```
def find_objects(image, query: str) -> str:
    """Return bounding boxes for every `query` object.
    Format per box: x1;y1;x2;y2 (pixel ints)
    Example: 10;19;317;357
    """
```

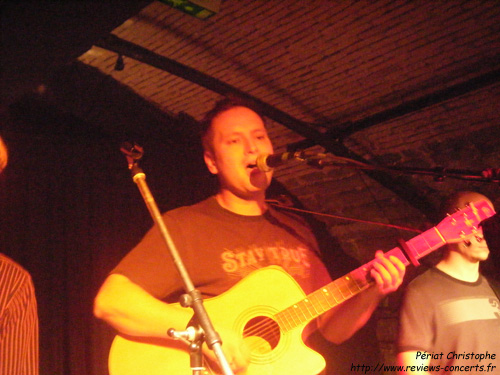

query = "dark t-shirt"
113;196;331;304
398;267;500;374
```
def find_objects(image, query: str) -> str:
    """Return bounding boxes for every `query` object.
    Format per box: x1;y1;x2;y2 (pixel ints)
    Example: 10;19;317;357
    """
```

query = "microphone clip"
120;142;144;169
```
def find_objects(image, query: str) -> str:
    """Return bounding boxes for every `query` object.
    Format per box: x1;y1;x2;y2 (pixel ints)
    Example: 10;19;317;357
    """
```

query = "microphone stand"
296;152;500;184
120;143;234;375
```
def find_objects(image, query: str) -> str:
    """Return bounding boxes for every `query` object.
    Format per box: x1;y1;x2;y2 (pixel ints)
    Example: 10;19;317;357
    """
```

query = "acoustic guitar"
109;200;495;375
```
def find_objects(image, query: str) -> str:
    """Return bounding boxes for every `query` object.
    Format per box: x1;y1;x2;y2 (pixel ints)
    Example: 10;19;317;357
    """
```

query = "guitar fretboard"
275;226;448;331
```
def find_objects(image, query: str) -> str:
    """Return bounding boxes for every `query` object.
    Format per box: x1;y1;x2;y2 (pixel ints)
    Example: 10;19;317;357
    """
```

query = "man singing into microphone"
94;97;405;374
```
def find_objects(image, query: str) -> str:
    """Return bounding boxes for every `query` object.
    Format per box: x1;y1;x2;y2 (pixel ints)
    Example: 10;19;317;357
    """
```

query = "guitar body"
109;266;325;375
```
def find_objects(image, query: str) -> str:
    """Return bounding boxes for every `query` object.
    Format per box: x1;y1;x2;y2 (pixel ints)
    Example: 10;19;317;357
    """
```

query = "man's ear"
204;150;218;175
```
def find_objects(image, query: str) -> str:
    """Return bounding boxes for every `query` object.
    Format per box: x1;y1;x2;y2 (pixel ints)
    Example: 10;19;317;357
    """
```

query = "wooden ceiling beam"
327;66;500;140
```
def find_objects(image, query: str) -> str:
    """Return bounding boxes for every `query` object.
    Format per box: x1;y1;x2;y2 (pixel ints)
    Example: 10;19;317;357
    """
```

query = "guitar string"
242;257;381;345
242;300;335;353
241;275;372;353
241;290;348;347
242;296;329;341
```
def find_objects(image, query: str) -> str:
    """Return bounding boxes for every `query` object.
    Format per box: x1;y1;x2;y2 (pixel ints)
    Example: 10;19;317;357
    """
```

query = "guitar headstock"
436;200;496;244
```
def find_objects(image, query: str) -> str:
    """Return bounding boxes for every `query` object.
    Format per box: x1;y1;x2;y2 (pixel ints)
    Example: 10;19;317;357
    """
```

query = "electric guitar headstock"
436;200;495;244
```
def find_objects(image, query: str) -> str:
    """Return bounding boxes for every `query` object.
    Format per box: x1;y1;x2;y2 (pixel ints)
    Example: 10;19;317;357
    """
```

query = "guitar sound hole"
243;316;280;354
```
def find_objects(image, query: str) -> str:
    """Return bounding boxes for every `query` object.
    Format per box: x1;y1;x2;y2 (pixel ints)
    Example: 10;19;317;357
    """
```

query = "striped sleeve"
0;254;39;375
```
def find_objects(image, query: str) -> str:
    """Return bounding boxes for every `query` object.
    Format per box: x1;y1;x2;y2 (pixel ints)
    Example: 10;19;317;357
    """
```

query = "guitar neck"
275;225;447;331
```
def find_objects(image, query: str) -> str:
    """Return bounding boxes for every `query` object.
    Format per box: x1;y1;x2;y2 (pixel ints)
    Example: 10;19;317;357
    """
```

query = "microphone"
256;150;313;172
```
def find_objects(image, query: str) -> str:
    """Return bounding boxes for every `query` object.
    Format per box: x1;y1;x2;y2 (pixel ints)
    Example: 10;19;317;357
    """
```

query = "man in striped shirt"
1;135;39;375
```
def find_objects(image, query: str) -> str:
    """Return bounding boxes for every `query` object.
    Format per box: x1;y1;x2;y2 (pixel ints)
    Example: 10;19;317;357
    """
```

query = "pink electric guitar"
108;200;495;375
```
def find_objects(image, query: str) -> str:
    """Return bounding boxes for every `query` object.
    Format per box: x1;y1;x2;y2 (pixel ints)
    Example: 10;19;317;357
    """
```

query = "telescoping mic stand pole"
120;143;234;375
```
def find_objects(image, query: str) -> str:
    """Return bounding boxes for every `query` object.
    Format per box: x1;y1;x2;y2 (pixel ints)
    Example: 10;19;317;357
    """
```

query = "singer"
94;97;405;375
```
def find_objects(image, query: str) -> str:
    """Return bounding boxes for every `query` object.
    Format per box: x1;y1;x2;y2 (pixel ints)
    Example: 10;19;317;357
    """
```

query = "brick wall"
269;81;500;372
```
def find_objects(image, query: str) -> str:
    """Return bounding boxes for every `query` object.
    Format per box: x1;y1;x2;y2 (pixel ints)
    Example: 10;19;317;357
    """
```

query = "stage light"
159;0;220;19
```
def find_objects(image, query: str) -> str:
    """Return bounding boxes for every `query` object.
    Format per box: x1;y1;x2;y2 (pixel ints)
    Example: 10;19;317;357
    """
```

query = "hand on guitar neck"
372;250;406;295
318;249;405;345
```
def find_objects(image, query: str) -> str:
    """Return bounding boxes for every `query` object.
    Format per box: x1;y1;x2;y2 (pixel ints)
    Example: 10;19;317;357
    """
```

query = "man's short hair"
439;191;492;219
199;97;264;153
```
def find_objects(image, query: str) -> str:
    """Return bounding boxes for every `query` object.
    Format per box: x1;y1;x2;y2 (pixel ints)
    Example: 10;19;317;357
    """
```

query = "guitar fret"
319;287;334;309
339;279;352;298
310;295;323;315
309;292;327;315
298;303;308;320
406;240;421;261
301;298;315;319
350;268;371;290
284;309;296;330
288;307;300;326
329;282;345;303
347;273;361;290
348;274;364;293
293;304;306;322
406;227;445;259
301;301;312;320
278;301;312;331
285;313;295;330
276;310;293;331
